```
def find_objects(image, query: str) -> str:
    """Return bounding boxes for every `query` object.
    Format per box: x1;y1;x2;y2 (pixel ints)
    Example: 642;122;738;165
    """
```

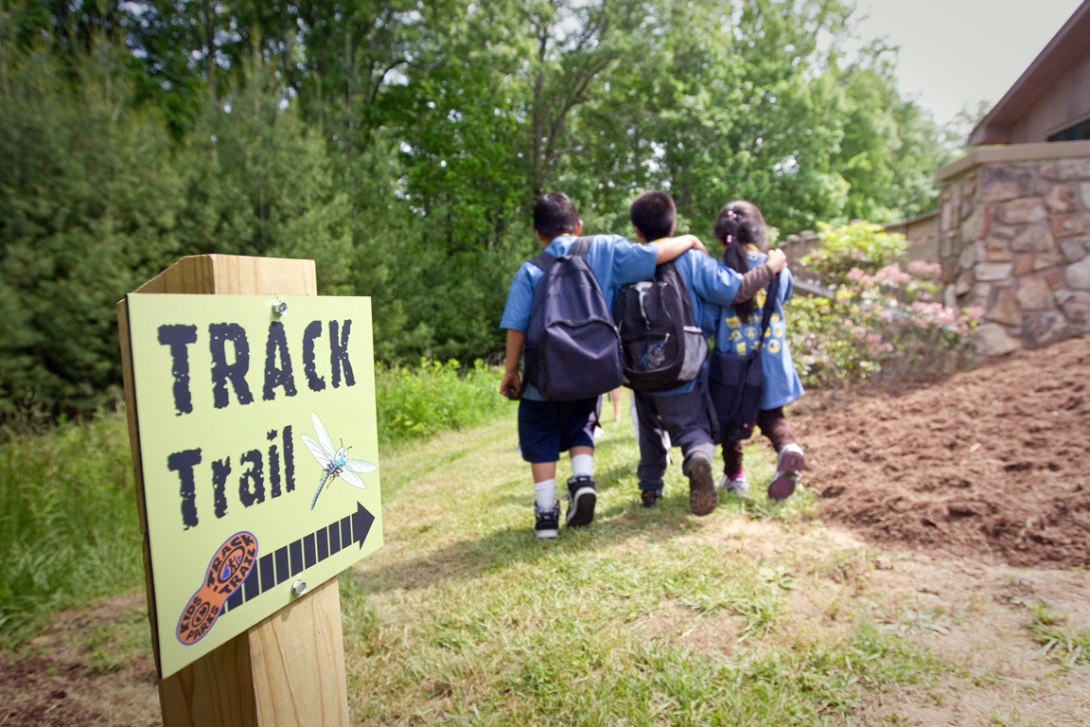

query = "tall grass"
375;359;510;444
0;360;510;642
0;414;144;641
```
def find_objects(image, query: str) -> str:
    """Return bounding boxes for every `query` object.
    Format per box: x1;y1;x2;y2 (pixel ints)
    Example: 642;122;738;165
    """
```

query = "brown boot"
684;452;717;516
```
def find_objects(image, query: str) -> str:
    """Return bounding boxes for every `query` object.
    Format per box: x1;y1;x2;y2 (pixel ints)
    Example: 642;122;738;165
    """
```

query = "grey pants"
633;383;716;492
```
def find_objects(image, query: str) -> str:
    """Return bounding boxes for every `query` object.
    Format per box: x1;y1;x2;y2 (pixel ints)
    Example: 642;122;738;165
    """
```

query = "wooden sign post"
117;255;382;726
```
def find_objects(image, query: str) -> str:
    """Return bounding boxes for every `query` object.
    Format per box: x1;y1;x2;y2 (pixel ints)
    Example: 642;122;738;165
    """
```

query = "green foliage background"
0;0;963;422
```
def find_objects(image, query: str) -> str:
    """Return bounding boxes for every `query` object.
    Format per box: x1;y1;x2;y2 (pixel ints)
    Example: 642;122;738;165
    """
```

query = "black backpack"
613;261;708;392
708;274;780;442
523;238;624;401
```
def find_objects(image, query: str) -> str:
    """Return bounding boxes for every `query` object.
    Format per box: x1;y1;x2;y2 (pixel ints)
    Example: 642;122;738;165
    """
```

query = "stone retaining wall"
935;141;1090;356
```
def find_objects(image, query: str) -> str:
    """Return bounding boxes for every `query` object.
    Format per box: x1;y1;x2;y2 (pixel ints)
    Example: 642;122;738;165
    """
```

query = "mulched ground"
793;334;1090;568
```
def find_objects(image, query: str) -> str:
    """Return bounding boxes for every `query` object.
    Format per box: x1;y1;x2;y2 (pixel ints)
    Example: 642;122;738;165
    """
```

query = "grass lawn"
341;409;936;725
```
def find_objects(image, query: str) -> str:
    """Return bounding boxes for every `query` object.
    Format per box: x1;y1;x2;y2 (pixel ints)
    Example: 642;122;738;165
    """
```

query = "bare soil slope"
794;334;1090;568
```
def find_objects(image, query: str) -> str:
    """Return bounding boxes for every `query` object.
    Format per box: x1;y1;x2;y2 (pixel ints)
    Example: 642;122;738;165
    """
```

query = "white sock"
534;479;557;510
570;453;594;479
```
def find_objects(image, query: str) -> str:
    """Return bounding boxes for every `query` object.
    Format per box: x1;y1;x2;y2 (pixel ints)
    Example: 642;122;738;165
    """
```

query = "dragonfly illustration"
301;411;377;510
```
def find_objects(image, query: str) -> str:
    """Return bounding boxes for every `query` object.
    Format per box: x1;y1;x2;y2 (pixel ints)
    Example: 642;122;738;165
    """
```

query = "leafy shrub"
375;359;509;444
800;221;907;283
788;223;980;387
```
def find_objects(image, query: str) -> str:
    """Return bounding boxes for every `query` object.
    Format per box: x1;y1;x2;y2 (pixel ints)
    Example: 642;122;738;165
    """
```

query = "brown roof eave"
968;0;1090;146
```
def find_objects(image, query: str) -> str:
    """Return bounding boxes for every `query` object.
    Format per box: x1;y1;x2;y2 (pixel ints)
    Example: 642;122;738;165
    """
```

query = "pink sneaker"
768;444;805;500
717;471;749;497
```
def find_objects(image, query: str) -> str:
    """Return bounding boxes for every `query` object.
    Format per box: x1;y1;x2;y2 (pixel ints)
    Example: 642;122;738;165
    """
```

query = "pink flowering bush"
800;221;905;282
788;222;980;387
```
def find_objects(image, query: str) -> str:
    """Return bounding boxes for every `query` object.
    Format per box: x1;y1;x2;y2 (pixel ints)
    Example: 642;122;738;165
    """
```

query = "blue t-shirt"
703;249;804;410
500;234;659;401
644;247;743;397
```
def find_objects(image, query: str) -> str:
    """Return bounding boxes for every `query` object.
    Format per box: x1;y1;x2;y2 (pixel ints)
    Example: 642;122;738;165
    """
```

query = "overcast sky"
853;0;1084;127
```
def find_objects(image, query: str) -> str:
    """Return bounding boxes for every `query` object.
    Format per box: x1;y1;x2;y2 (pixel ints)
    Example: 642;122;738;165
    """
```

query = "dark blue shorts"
517;397;597;463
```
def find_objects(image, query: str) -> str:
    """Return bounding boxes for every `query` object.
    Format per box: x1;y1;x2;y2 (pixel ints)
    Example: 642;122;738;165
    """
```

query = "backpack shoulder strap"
528;251;556;271
528;235;592;270
757;273;781;346
570;236;593;257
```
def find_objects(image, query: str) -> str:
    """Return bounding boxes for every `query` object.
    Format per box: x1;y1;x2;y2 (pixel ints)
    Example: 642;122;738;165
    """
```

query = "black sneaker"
684;452;717;516
641;489;664;508
565;475;597;527
534;502;560;539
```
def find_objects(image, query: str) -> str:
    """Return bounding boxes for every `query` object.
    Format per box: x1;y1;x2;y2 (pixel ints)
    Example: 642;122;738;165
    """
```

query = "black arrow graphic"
224;502;375;612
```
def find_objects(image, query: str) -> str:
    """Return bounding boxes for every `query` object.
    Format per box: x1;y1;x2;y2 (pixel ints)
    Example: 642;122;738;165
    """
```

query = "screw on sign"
177;531;258;646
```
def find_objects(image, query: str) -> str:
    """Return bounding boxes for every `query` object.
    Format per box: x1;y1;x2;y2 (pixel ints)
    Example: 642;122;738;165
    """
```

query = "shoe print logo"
177;531;258;646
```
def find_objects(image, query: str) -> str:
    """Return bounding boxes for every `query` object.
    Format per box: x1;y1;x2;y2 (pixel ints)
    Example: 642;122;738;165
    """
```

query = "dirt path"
2;335;1088;725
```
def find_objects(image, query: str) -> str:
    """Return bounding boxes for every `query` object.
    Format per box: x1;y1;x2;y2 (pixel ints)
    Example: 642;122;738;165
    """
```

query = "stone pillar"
936;141;1090;357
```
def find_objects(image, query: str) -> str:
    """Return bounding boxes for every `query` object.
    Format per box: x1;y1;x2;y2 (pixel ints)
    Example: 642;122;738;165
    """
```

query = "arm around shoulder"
654;234;707;263
766;248;787;273
732;249;788;303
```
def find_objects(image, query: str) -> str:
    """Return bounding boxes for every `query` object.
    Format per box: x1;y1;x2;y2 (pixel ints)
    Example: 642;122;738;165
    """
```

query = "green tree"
659;0;856;233
0;38;183;420
172;55;358;289
387;0;659;359
829;40;954;223
0;0;962;418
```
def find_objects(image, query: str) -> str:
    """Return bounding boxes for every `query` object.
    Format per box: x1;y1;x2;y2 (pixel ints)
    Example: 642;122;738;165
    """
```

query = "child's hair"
629;190;677;242
533;192;581;239
713;200;767;323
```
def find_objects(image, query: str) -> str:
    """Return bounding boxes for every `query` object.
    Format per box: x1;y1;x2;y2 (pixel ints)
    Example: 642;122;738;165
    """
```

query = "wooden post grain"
117;255;350;727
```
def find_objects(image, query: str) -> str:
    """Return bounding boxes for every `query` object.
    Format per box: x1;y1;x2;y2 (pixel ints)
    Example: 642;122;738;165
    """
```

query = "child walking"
499;192;707;538
708;201;805;500
626;191;786;515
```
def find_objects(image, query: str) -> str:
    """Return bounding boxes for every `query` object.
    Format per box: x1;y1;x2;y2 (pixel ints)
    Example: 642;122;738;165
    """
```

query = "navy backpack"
523;238;624;401
708;274;780;443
